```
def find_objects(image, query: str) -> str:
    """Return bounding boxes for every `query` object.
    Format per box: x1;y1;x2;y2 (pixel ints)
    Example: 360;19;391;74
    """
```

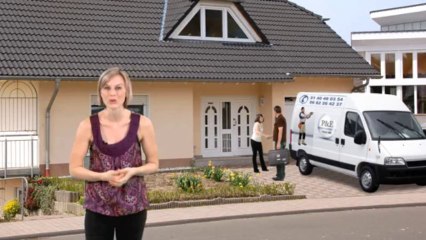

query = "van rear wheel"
298;155;313;175
359;166;379;193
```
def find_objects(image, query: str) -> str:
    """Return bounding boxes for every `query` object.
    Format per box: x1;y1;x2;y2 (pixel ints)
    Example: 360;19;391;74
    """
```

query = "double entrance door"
201;97;256;157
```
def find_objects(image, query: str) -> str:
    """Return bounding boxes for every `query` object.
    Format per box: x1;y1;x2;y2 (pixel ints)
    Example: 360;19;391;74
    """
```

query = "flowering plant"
2;199;20;221
203;161;224;182
175;173;203;193
228;171;251;188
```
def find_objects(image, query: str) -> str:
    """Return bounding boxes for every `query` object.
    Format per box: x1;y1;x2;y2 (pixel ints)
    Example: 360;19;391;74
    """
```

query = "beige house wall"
37;81;194;175
136;83;194;161
2;77;354;176
0;179;24;207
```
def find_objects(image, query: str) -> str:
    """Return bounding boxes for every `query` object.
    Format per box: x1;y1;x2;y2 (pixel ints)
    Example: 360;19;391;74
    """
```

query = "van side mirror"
354;130;366;145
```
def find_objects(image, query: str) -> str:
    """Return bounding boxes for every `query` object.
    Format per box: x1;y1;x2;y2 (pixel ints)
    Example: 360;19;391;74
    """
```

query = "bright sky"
290;0;426;44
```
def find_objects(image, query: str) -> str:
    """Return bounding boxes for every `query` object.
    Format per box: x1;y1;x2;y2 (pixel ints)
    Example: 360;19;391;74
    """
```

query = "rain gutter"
45;78;61;176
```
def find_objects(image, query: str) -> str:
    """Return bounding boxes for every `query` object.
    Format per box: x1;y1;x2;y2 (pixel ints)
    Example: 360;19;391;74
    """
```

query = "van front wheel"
298;155;313;175
359;166;379;193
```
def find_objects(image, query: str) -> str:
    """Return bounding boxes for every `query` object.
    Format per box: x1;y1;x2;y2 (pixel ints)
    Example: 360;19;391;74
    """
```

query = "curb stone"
149;194;306;209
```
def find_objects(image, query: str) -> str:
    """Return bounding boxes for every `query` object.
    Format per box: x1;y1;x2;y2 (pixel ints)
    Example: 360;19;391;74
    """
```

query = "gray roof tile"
0;0;378;81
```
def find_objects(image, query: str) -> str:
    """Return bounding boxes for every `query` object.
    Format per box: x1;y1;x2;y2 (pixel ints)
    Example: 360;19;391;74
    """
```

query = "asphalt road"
34;206;426;240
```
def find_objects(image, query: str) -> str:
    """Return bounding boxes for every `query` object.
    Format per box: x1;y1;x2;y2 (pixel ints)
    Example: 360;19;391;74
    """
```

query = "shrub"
24;177;85;214
227;171;251;187
25;177;56;214
55;178;84;196
175;173;203;193
2;199;20;221
33;184;57;215
24;187;39;211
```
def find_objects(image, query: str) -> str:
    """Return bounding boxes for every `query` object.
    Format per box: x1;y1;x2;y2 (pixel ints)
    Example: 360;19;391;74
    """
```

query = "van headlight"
384;157;406;166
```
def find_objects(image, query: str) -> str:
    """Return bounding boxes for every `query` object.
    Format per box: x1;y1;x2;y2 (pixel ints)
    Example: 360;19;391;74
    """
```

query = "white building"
352;3;426;125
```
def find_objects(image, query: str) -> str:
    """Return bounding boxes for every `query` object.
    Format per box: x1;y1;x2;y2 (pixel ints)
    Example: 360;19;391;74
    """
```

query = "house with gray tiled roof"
0;0;379;177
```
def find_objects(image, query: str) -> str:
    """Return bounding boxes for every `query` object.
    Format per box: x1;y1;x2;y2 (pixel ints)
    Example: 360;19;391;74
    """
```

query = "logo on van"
300;95;309;104
317;114;336;139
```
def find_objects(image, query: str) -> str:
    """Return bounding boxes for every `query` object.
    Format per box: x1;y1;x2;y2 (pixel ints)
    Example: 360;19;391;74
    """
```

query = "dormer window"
170;2;261;43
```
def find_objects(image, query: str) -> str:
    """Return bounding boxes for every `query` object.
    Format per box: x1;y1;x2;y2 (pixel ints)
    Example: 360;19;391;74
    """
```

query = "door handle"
233;118;237;126
341;139;345;146
335;138;339;144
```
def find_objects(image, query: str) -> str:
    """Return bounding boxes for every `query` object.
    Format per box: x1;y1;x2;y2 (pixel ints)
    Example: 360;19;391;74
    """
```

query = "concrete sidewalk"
1;192;426;239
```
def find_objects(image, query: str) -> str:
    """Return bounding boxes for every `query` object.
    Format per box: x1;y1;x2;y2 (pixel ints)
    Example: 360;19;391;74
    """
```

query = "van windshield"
363;111;426;140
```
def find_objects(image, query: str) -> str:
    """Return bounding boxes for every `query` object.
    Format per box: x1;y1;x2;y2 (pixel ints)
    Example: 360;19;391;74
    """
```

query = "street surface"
34;206;426;240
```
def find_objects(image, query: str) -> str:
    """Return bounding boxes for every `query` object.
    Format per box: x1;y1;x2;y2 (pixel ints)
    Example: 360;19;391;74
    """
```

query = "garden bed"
2;164;302;221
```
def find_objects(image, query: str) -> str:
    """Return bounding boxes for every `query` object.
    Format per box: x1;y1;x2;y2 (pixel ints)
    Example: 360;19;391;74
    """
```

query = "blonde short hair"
97;67;133;107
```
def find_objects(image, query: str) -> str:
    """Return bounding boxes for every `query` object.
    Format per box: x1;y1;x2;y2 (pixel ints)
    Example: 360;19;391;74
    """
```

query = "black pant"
299;123;306;140
85;209;147;240
251;139;267;171
275;142;286;180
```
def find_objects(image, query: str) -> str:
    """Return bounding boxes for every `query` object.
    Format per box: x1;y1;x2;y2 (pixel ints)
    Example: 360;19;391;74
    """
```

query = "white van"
289;92;426;192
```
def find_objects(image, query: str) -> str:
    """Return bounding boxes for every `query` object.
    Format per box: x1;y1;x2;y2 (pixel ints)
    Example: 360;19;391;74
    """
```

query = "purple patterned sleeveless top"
84;113;149;216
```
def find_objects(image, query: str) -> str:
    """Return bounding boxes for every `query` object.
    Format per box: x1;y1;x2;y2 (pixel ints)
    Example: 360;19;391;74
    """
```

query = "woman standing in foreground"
69;67;159;240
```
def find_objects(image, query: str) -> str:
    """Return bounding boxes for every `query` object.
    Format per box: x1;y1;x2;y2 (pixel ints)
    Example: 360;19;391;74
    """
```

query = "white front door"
201;98;255;157
232;100;253;155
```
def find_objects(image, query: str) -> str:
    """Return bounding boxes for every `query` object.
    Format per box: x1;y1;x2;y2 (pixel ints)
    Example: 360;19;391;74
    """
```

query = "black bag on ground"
268;149;288;166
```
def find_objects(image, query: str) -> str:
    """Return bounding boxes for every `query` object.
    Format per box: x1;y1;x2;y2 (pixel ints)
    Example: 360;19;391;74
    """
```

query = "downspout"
351;78;370;93
45;78;61;177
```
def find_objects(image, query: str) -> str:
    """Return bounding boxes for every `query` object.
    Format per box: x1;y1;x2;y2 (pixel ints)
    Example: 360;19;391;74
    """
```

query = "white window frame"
170;1;261;43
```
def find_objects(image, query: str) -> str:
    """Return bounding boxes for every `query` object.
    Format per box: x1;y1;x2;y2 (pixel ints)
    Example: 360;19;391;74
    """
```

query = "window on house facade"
368;51;426;115
172;3;260;43
418;53;426;78
370;85;426;114
370;54;381;73
403;86;415;112
227;12;247;39
384;86;396;95
180;11;201;36
385;53;395;79
222;102;231;129
90;95;148;116
370;86;396;95
370;86;382;94
418;86;426;114
205;9;223;37
403;53;413;78
381;21;426;31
